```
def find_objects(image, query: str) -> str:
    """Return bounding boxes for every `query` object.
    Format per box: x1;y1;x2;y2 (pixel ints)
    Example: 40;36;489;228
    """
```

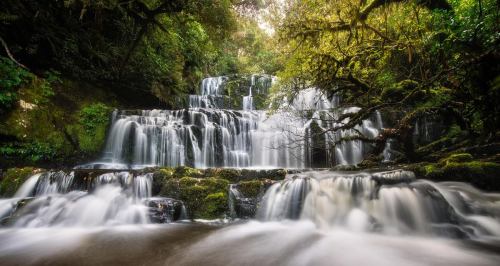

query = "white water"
170;221;500;266
80;76;384;169
258;170;500;238
0;171;158;228
1;168;500;265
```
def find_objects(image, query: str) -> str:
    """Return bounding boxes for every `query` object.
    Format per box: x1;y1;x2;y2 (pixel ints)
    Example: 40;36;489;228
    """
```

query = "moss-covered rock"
151;168;176;195
199;177;230;192
206;168;241;182
174;166;203;178
240;169;287;181
0;167;36;196
0;77;116;167
159;176;230;219
416;161;500;191
201;192;229;219
438;153;474;165
238;180;263;198
75;103;112;154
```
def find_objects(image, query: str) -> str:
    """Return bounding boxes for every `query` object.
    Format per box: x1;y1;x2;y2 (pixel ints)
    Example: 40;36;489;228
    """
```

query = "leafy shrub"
77;103;112;153
0;141;56;164
0;56;32;113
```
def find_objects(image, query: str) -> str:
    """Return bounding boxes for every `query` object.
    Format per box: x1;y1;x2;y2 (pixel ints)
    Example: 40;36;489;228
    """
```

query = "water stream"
78;76;384;169
0;169;499;265
0;76;499;265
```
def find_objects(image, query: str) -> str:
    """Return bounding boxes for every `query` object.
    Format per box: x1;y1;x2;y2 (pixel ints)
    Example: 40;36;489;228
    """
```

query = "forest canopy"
0;0;277;107
269;0;499;160
0;0;498;165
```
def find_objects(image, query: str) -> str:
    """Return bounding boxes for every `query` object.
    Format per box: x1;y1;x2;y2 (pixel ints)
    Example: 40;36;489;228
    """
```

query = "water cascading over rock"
79;75;386;169
0;171;185;227
258;170;500;238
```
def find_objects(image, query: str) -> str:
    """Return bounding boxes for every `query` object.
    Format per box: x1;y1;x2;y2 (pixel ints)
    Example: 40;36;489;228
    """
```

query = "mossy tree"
268;0;500;162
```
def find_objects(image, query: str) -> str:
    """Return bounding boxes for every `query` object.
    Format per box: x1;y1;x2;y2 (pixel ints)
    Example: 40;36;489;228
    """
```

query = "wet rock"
239;169;287;181
331;165;359;171
159;177;230;219
414;160;500;191
145;197;185;223
205;168;241;182
228;180;271;219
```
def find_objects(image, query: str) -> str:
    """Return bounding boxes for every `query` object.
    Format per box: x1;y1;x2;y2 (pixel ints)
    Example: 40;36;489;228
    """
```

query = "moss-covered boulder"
0;167;37;196
438;153;474;165
0;73;118;167
201;192;228;219
151;168;176;195
206;168;241;182
240;169;287;181
159;176;230;219
416;160;500;191
173;166;203;178
238;180;263;198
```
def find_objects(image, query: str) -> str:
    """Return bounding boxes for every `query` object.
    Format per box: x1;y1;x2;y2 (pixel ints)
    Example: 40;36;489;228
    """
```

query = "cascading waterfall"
243;74;255;111
2;76;498;265
80;76;385;169
0;171;184;227
258;170;500;238
189;76;227;109
242;86;254;111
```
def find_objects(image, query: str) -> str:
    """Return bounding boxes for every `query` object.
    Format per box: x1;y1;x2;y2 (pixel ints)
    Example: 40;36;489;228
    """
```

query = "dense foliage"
0;0;274;106
0;56;31;114
270;0;499;161
0;0;277;166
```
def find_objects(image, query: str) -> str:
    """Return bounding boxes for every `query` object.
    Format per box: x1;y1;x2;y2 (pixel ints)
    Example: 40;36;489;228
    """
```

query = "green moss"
200;177;230;192
174;166;203;178
439;153;474;165
381;80;418;101
424;163;438;174
419;161;500;191
77;103;112;154
0;56;32;113
159;178;180;198
179;176;199;187
153;168;175;180
208;168;241;181
271;169;287;180
158;176;230;219
238;180;262;198
0;74;117;166
0;167;35;196
150;168;176;195
201;192;228;219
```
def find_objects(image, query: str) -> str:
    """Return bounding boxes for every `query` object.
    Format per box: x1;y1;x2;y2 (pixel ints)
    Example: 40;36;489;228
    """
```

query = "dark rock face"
231;196;258;219
144;197;186;223
228;180;277;219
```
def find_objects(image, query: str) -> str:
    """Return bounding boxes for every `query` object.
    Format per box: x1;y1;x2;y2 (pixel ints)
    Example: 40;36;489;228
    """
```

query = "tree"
0;0;239;106
271;0;499;161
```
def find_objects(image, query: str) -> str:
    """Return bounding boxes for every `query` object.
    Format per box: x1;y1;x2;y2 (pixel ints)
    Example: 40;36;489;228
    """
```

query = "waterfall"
242;86;254;111
0;171;184;227
134;173;153;199
189;76;227;109
79;75;386;169
257;170;500;237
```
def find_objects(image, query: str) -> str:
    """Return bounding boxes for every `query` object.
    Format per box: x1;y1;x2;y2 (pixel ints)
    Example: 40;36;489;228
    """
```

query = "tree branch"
0;36;29;70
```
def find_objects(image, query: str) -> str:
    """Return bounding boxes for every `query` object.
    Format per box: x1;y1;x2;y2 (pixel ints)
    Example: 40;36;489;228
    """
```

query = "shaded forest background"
0;0;279;166
0;0;499;169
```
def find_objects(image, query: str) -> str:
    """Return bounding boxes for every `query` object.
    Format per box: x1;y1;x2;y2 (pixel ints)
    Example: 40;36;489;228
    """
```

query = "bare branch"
0;36;29;70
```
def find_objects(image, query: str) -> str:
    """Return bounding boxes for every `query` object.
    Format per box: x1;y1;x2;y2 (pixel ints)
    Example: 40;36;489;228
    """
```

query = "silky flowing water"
77;76;385;169
1;76;499;265
1;169;500;265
